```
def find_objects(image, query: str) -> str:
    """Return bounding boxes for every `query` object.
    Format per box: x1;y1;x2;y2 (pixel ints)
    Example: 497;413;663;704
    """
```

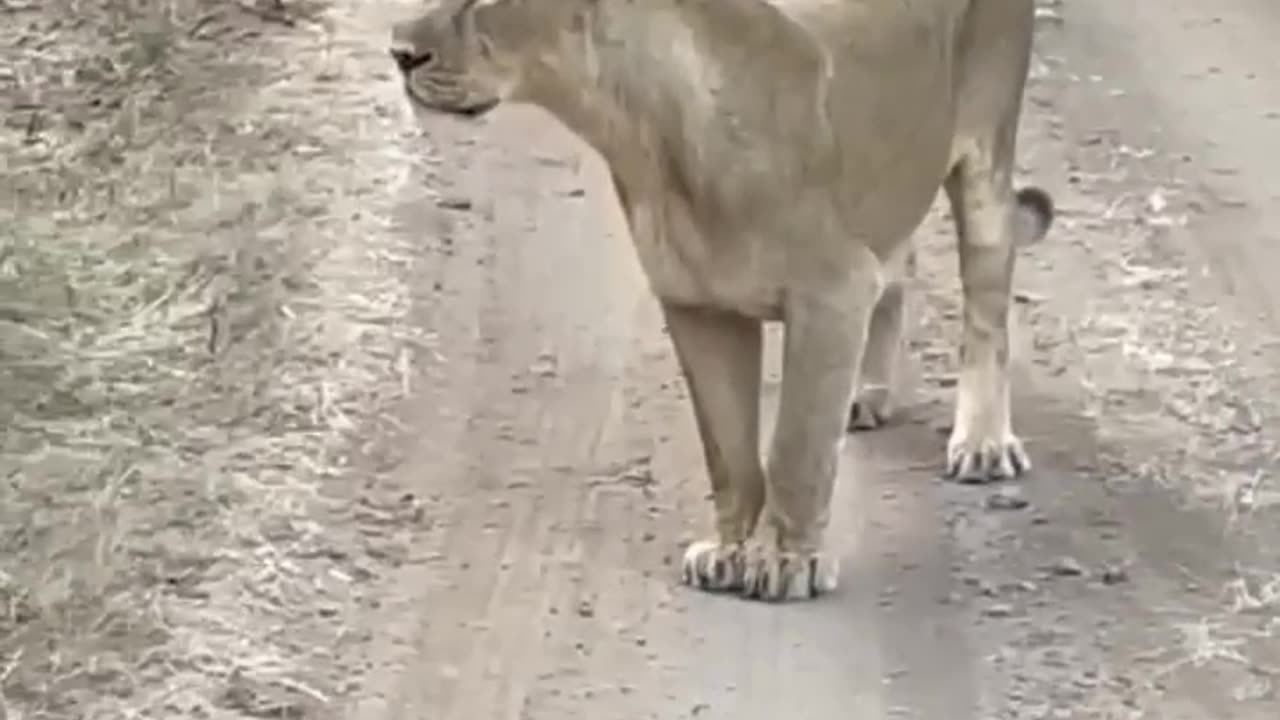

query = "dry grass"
1;1;417;717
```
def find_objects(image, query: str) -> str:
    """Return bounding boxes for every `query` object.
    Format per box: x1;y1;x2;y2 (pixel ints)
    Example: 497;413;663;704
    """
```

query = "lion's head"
388;0;594;119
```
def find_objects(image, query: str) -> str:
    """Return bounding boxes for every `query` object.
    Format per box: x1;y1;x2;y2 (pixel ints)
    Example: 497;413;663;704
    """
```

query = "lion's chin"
404;88;500;120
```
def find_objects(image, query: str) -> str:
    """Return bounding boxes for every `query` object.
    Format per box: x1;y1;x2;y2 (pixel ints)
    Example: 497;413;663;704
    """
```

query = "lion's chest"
622;197;786;319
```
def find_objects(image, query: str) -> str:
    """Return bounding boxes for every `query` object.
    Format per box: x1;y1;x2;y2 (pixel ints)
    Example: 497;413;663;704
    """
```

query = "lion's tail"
1013;186;1055;246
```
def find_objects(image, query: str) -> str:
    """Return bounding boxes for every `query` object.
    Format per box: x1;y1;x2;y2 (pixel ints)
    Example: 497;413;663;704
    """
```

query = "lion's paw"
847;384;894;432
681;540;747;592
740;542;839;602
946;430;1030;483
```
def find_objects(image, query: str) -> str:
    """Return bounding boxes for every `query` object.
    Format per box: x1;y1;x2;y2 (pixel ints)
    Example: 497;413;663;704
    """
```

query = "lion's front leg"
746;277;877;602
663;303;767;593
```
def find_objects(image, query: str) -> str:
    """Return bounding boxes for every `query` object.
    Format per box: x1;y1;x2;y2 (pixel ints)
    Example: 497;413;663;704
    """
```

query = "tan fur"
390;0;1054;602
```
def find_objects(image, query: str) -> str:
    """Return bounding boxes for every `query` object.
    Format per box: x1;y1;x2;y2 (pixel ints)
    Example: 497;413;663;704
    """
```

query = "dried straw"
1;1;419;717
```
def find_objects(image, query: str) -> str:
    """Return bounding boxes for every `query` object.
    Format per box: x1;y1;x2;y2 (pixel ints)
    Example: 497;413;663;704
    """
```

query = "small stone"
1047;556;1085;577
1100;564;1129;585
437;195;473;211
928;373;959;388
983;603;1016;618
986;487;1031;511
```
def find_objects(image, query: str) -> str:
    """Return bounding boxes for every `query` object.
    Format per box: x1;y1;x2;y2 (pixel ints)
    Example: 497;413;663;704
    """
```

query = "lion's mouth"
404;86;500;119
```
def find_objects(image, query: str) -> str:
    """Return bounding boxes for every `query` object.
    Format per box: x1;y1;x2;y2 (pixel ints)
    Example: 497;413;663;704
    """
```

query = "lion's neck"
516;0;819;204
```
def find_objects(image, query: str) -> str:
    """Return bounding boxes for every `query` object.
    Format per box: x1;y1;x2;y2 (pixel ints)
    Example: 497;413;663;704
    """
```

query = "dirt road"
6;0;1278;718
333;1;1280;719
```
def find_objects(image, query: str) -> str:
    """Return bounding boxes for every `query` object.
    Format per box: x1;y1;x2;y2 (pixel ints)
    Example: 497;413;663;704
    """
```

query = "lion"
389;0;1054;602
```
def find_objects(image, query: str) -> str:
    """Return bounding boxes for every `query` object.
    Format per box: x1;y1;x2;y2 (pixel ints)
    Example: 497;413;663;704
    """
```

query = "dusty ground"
2;0;1279;719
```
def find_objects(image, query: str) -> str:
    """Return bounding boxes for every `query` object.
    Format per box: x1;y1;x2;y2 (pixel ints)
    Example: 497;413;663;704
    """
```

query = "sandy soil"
3;1;1279;719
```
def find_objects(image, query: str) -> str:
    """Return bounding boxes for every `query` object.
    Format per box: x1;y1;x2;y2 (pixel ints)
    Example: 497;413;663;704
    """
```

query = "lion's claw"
740;543;838;602
945;433;1030;483
681;540;747;592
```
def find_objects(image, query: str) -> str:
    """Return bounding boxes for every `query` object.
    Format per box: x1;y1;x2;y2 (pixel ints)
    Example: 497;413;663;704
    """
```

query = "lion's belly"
616;116;953;320
618;160;954;319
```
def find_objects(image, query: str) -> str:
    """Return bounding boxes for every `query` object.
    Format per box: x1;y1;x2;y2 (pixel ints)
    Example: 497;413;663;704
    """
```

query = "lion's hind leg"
941;0;1054;482
663;303;767;593
942;157;1053;482
848;244;916;431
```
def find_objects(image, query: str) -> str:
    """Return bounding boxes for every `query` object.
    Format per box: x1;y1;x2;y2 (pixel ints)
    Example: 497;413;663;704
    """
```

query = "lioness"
390;0;1054;602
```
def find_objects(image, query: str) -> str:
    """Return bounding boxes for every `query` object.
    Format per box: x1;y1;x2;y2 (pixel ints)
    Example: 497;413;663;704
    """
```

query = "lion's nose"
390;46;434;74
